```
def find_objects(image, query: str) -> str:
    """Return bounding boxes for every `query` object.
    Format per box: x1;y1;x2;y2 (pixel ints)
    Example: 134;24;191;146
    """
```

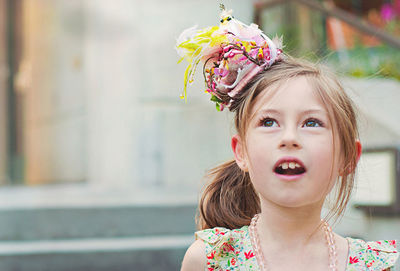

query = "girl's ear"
231;134;248;172
350;140;362;174
340;140;362;176
355;140;362;164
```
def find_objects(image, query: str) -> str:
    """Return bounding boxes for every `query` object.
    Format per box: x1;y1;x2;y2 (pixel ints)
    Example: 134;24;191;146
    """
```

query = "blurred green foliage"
260;2;400;81
326;46;400;81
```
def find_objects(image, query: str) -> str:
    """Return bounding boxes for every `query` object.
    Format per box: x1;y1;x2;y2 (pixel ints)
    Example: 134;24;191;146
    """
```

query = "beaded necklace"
248;214;338;271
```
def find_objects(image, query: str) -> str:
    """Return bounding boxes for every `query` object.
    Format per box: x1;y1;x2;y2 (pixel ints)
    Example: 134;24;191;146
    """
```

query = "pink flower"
235;23;263;40
214;68;228;77
381;3;395;21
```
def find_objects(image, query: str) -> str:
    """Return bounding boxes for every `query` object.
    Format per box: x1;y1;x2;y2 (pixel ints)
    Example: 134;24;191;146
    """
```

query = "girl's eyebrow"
256;109;282;116
251;109;281;121
301;108;328;116
257;108;327;115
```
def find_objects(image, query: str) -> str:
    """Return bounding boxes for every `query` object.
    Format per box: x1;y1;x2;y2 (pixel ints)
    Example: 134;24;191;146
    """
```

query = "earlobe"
355;140;362;164
231;134;248;172
340;140;362;176
349;140;362;174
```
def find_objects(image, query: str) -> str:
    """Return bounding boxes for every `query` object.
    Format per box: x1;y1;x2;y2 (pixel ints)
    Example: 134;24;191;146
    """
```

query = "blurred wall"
20;1;86;184
17;0;253;188
83;0;252;188
0;0;7;185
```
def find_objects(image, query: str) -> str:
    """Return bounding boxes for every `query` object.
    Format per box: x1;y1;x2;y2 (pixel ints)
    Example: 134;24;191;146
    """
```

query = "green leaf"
215;102;221;112
210;95;222;103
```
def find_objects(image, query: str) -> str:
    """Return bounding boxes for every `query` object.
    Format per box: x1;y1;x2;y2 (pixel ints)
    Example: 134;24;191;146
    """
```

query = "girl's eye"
261;118;278;127
303;118;324;128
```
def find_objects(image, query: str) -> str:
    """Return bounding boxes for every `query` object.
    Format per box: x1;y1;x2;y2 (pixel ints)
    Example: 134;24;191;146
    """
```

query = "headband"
176;5;283;111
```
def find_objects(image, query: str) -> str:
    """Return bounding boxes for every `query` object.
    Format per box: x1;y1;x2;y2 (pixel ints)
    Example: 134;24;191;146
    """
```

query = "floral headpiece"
176;5;283;111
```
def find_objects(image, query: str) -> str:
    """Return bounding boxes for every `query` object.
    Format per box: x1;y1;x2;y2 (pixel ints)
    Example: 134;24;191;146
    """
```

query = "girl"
177;6;398;271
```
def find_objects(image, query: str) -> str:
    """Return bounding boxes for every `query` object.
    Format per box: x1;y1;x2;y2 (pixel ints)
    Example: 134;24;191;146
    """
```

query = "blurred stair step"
0;234;193;271
0;204;197;241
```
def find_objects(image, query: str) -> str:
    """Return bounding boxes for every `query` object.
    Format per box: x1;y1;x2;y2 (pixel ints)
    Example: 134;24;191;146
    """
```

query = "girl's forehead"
251;76;327;116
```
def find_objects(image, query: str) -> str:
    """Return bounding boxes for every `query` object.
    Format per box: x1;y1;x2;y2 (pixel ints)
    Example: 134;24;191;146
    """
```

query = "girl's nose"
280;141;300;148
279;127;301;149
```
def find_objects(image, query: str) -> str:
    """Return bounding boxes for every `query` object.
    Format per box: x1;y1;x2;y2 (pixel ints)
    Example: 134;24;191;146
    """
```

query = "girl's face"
232;76;341;209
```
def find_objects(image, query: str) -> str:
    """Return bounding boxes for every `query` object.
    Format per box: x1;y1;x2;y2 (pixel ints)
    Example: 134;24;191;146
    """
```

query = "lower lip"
274;172;305;181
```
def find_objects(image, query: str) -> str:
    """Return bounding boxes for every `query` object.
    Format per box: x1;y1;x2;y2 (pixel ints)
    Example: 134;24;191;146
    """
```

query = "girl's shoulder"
195;226;258;270
181;239;207;271
346;237;399;271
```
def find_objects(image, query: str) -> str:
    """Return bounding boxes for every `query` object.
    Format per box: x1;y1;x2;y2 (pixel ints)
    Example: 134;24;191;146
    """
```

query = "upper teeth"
279;162;301;169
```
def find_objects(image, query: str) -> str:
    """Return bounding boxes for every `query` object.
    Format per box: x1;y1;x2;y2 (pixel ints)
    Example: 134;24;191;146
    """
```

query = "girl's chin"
260;195;323;209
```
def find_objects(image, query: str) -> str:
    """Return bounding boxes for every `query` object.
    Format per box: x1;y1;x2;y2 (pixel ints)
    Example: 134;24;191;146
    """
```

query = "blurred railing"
254;0;400;49
253;0;400;81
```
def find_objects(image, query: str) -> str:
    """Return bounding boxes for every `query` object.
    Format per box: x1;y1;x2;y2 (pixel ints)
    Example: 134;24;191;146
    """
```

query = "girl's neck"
257;199;325;249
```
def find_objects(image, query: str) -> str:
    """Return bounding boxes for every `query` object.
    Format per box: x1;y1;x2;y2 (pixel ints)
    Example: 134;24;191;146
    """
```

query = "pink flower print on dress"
244;250;255;260
349;256;359;264
207;251;216;260
221;242;235;254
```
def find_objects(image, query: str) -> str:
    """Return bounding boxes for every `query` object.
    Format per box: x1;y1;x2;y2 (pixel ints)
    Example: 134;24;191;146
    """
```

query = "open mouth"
274;161;306;175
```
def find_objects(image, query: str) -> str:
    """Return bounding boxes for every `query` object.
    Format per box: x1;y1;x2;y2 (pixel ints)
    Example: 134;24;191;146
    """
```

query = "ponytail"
197;159;260;230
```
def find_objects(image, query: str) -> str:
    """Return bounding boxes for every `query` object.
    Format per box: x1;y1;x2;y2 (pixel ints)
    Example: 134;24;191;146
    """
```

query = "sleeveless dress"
196;226;399;271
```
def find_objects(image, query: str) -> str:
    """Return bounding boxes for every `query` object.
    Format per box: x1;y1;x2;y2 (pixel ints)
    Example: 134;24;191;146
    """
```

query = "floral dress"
195;226;399;271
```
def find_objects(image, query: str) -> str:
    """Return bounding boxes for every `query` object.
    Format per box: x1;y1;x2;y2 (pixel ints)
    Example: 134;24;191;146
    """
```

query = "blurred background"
0;0;399;270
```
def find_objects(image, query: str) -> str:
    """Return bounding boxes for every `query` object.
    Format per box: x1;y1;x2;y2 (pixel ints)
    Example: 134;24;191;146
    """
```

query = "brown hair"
197;57;359;230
